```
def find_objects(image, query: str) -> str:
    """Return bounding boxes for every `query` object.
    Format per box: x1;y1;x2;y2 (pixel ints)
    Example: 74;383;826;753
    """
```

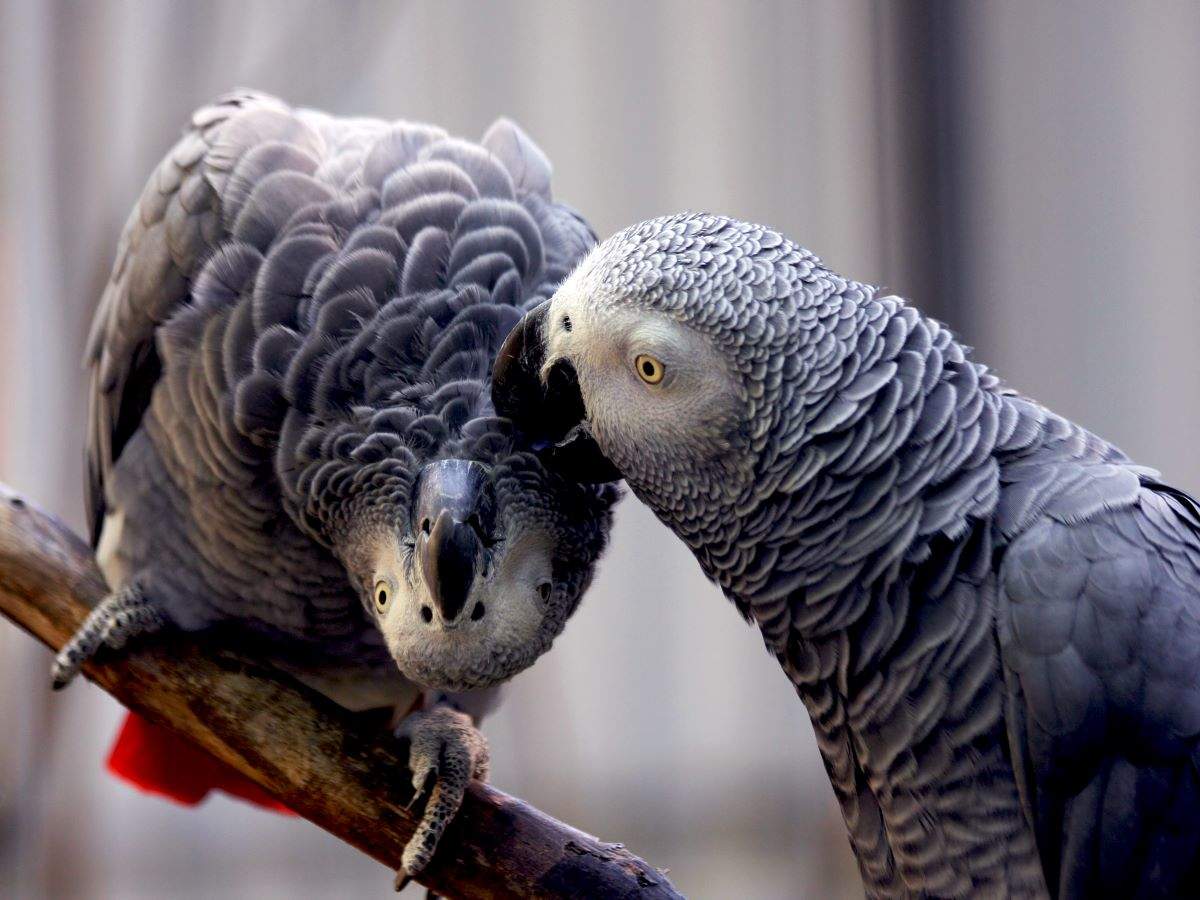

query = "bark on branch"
0;481;682;899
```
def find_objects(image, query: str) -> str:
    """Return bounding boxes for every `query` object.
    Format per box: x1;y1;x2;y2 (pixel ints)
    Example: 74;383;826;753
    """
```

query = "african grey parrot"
54;91;617;878
493;212;1200;898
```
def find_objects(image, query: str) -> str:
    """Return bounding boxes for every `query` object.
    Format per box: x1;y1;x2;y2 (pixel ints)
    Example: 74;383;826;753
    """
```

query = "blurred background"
2;1;1199;897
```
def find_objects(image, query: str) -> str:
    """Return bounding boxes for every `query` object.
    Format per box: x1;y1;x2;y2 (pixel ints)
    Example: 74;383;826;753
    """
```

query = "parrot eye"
374;581;390;611
634;354;665;385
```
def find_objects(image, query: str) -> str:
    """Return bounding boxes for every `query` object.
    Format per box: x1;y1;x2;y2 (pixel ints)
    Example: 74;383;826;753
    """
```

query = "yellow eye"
374;581;390;611
634;354;665;385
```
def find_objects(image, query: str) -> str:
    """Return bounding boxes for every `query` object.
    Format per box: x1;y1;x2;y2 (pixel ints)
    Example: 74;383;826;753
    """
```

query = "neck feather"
694;296;1011;649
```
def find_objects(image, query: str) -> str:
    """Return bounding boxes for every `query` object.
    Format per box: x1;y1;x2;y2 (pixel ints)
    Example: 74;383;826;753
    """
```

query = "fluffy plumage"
495;212;1200;898
60;91;617;878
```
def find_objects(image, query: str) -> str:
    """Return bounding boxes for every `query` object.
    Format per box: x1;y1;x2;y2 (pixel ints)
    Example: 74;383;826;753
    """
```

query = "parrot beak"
412;460;493;625
418;509;481;624
492;301;623;484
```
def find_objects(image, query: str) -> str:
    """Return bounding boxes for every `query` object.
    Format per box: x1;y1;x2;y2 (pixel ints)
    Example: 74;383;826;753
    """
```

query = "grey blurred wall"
1;2;1198;898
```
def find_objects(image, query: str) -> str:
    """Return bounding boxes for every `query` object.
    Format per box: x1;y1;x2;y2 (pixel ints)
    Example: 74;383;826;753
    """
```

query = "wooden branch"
0;481;683;899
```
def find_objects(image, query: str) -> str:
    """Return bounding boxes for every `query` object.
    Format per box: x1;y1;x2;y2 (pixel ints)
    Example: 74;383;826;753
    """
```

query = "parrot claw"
404;766;437;810
51;583;165;689
391;874;443;900
394;703;490;879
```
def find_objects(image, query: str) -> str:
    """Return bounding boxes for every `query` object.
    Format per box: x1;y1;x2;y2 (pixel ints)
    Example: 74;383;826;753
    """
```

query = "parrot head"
492;213;859;552
332;445;616;692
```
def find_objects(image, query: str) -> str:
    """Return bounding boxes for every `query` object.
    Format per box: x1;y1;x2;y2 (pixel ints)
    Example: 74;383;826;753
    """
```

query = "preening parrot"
56;91;617;878
494;212;1200;898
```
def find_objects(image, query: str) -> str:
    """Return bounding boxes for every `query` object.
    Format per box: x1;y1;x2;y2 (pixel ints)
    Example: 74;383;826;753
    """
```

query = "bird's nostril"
420;605;433;623
471;602;485;621
420;517;432;535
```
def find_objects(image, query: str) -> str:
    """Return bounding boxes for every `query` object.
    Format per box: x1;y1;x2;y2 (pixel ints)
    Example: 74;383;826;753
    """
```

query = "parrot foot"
51;583;166;689
394;703;490;884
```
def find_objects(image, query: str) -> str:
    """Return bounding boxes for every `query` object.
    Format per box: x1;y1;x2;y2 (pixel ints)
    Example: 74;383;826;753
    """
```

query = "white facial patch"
544;286;743;468
371;528;557;691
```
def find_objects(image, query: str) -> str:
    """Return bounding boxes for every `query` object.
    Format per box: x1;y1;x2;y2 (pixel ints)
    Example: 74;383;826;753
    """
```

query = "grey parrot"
54;91;617;878
493;212;1200;898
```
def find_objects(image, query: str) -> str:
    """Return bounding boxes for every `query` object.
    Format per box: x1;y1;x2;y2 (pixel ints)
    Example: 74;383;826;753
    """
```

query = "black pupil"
377;588;387;606
642;360;656;377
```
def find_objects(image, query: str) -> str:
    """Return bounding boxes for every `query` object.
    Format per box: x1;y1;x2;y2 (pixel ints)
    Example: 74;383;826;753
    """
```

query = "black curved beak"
413;460;494;623
491;301;623;483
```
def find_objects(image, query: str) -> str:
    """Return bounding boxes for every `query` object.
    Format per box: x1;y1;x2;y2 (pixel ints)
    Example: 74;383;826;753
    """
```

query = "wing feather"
998;470;1200;895
87;91;322;544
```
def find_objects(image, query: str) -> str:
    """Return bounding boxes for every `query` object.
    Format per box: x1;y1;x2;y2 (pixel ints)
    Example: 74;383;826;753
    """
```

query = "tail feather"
106;712;294;815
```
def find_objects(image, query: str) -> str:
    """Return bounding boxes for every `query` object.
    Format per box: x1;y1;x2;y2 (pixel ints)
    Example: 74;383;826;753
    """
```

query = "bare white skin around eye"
365;528;556;689
544;289;743;456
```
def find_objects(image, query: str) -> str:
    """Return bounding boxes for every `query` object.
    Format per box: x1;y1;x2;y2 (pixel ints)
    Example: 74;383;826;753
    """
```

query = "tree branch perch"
0;481;682;899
